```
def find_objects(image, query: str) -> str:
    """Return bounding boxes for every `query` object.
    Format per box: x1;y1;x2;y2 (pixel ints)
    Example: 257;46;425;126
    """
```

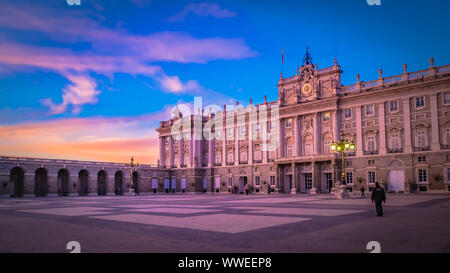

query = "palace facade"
2;52;450;198
156;52;450;195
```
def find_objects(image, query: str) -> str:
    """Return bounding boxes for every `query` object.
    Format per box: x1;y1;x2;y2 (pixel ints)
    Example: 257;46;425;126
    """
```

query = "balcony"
413;146;430;152
253;159;262;164
363;150;379;155
226;162;235;166
180;164;187;168
202;163;208;167
441;144;450;150
387;148;403;154
239;161;248;165
344;152;356;157
214;163;222;166
267;158;275;162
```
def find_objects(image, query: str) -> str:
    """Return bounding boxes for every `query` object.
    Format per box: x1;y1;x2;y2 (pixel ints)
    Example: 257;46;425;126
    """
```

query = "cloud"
169;2;237;23
0;3;256;113
40;74;100;115
0;112;167;164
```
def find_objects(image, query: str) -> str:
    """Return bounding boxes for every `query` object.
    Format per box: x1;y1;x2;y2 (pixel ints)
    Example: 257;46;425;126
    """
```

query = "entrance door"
284;175;292;193
325;173;332;193
305;173;312;193
238;177;247;193
388;170;405;192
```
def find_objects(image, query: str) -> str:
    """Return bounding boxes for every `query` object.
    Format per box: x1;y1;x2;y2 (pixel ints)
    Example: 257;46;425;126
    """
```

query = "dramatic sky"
0;0;449;164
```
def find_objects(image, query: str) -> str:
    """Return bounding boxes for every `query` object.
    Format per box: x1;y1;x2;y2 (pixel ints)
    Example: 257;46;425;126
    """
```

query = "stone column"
107;174;115;196
88;172;97;196
430;94;440;151
169;136;174;168
234;125;239;165
293;115;299;156
189;132;194;167
23;173;35;197
311;161;317;194
313;113;320;155
222;127;227;167
291;163;297;194
378;103;387;154
278;118;284;157
248;121;253;164
355;107;363;156
333;110;340;143
208;138;214;167
331;160;337;193
178;139;184;168
158;136;165;167
47;174;58;197
403;99;412;153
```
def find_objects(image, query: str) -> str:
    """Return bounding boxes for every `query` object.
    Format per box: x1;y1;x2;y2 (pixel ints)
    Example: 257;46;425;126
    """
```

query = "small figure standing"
361;186;365;198
371;182;386;217
244;184;249;195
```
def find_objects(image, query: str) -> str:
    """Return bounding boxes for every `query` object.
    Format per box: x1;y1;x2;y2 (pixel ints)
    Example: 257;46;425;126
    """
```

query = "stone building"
2;51;450;197
156;52;450;194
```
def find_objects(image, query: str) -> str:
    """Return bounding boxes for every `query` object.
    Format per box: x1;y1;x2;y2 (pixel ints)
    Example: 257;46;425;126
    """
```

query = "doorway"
238;176;247;193
388;170;405;192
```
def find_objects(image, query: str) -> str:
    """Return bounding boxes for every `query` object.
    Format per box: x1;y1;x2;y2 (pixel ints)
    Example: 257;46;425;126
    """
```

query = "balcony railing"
441;144;450;150
239;161;248;165
253;159;262;164
413;146;430;152
180;164;187;168
214;163;222;166
226;162;235;166
267;158;275;162
363;150;379;155
387;148;403;154
202;163;208;167
344;152;356;157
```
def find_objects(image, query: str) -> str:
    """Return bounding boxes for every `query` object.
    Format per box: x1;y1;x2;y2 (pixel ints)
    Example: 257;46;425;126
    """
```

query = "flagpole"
280;48;283;79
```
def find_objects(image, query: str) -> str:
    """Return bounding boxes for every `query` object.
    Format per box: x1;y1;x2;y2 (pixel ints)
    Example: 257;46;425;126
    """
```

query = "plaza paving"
0;193;450;253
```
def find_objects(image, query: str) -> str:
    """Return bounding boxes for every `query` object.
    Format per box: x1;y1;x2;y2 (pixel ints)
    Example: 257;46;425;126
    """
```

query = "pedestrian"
371;182;386;216
244;184;249;195
361;185;365;198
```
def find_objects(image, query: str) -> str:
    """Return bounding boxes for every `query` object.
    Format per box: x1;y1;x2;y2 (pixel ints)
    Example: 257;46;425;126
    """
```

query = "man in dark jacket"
371;182;386;216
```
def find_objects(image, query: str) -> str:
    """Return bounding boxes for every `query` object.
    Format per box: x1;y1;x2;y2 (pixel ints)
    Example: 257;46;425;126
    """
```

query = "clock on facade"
302;83;312;96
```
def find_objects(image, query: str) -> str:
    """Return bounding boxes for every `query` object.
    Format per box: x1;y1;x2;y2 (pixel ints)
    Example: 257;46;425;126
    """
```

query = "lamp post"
330;131;355;197
126;156;139;196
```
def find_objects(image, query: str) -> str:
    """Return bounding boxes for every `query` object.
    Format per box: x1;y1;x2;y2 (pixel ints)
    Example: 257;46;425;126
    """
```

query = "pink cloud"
169;2;237;23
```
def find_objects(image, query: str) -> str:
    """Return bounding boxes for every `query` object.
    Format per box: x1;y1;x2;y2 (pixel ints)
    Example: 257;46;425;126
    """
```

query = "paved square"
1;193;450;253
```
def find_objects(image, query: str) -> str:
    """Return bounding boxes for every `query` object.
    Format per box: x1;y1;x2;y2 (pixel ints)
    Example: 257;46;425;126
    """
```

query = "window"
215;154;222;164
181;178;186;189
171;178;176;189
344;109;352;119
322;111;330;122
368;159;375;165
270;121;275;131
203;178;207;189
286;118;293;128
416;129;428;147
215;130;222;140
304;135;313;156
345;161;352;167
366;135;377;151
164;179;170;189
416;96;425;108
389;133;401;149
270;176;276;187
227;153;234;163
418;169;427;183
447;169;450;183
366;105;375;116
445;128;450;145
227;128;234;137
254;124;260;133
418;156;426;163
368;171;376;184
240;126;246;135
323;139;332;154
152;179;158;189
215;177;220;189
305;173;312;189
444;93;450;105
286;145;293;157
227;177;233;187
255;176;260;187
240;151;247;162
346;172;353;184
389;101;398;112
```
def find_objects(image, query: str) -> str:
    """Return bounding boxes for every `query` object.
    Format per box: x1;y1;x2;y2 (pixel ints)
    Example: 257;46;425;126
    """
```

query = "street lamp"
330;131;355;190
126;156;140;196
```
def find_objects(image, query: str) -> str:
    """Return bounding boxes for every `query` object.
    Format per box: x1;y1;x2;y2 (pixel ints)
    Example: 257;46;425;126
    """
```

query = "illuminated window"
416;96;425;108
344;109;352;119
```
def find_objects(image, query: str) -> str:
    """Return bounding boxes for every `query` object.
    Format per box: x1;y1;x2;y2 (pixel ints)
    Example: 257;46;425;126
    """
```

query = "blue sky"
0;0;449;163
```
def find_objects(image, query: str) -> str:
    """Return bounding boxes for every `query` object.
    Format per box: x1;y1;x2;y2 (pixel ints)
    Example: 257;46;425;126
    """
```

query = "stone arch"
388;159;404;168
10;167;24;197
97;170;107;196
115;171;123;195
57;169;70;196
34;167;48;197
78;169;89;196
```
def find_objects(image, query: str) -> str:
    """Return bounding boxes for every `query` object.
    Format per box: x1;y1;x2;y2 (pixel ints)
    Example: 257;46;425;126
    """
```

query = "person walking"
361;185;365;198
371;182;386;216
244;184;249;195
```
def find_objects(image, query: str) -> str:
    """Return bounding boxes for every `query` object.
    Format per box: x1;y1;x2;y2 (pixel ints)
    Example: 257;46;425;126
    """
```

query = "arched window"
323;133;333;155
227;148;234;163
286;137;294;157
240;149;247;162
304;135;313;156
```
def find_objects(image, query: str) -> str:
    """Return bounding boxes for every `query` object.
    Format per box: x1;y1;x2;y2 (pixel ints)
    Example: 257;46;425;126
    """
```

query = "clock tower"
277;48;342;106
